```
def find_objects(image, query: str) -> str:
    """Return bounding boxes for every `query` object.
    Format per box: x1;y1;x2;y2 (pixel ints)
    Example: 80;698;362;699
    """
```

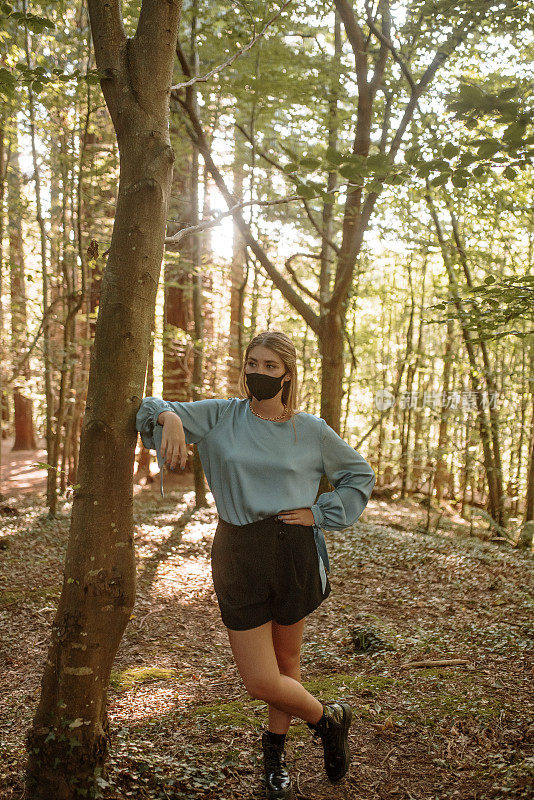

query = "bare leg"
226;621;323;724
268;618;305;734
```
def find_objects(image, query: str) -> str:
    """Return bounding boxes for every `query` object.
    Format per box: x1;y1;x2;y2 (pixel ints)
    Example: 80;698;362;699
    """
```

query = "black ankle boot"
307;701;352;782
261;731;293;799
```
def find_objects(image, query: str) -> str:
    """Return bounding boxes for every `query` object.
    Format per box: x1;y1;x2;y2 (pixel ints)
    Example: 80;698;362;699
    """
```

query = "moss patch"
190;674;397;736
192;697;264;729
302;673;396;699
410;690;504;725
110;666;180;692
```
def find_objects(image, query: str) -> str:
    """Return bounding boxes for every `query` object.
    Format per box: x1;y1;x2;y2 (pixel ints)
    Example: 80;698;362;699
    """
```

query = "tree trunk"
188;6;207;507
524;337;534;524
435;320;454;503
22;0;54;513
228;124;247;395
0;117;5;498
8;135;38;451
425;188;502;529
24;2;181;797
445;198;507;527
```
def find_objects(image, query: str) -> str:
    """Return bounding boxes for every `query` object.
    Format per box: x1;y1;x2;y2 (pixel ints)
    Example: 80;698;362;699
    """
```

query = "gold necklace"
249;399;288;422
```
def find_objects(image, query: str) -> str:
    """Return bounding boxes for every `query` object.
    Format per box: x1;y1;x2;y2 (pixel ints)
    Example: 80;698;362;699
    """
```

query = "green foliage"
0;2;55;32
0;2;100;99
438;80;534;180
429;274;534;341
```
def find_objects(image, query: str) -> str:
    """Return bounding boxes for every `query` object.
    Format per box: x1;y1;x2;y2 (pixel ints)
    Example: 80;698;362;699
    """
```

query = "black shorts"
210;514;331;631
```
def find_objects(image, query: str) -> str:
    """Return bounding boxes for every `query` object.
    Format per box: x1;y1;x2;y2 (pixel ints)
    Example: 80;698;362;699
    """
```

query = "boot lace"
264;742;284;773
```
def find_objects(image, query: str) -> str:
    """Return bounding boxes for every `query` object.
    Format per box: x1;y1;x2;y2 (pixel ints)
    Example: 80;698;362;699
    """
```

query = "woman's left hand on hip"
276;507;315;525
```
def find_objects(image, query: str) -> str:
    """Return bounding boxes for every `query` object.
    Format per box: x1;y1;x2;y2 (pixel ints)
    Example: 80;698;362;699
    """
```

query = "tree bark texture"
8;137;38;451
25;2;181;798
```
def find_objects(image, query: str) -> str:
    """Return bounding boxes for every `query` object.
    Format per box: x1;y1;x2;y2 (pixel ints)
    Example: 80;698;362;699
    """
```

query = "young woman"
136;330;375;799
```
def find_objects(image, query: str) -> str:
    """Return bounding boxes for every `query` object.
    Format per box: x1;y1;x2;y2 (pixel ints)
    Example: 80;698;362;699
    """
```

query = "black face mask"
245;371;288;401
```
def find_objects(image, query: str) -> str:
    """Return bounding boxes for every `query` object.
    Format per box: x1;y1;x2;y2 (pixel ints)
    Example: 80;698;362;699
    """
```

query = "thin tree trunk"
425;187;502;529
435;319;454;503
8;135;37;451
445;197;507;527
228;124;247;395
524;337;534;524
189;1;207;506
22;0;54;513
0;116;5;500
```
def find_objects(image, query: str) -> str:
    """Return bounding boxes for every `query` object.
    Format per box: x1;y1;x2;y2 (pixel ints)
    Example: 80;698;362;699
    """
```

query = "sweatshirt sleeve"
135;396;232;449
310;419;375;531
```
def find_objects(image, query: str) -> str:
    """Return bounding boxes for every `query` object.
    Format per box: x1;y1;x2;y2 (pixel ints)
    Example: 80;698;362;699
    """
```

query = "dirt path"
0;437;49;496
0;482;532;799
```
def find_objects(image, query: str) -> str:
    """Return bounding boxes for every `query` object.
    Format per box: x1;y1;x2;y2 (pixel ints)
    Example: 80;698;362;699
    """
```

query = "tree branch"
284;253;323;305
235;122;341;256
173;45;320;333
331;8;480;314
170;0;292;91
365;0;415;91
133;0;181;115
367;0;390;100
164;195;308;245
388;13;476;161
86;0;125;71
334;0;366;61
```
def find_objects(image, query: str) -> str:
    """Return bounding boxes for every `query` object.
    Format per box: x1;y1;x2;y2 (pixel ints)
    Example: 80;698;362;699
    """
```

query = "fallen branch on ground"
400;658;471;668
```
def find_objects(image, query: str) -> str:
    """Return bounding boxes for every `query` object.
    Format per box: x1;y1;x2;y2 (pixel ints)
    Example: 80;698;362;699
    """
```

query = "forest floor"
0;454;533;800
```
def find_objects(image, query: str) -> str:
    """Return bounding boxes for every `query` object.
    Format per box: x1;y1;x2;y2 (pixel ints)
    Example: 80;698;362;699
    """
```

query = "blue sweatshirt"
135;396;375;592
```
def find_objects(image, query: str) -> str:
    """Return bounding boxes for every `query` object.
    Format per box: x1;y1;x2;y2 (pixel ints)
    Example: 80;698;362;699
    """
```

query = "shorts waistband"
217;514;290;532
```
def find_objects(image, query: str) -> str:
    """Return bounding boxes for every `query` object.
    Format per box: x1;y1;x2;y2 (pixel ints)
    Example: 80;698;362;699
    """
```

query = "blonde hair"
237;330;302;438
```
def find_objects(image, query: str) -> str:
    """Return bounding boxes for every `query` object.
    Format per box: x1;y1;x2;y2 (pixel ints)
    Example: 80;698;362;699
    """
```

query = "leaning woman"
136;330;375;799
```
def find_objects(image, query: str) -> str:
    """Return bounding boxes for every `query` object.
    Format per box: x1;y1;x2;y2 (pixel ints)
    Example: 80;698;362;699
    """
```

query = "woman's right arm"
136;396;233;467
158;411;188;470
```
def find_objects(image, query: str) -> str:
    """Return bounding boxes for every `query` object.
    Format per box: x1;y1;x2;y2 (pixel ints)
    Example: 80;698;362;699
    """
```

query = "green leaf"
477;139;501;158
459;152;479;167
83;71;101;85
405;146;420;165
385;173;405;185
457;84;486;106
503;122;526;146
443;143;459;159
300;156;321;169
366;153;390;175
430;173;449;187
24;14;55;32
451;172;468;188
0;67;16;94
325;146;344;165
416;162;433;178
503;165;517;180
339;163;365;180
33;460;57;471
367;179;383;193
484;275;496;284
498;87;518;101
295;182;315;199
